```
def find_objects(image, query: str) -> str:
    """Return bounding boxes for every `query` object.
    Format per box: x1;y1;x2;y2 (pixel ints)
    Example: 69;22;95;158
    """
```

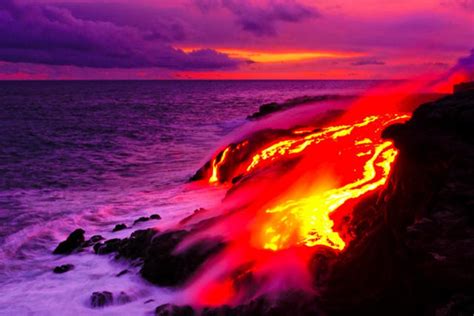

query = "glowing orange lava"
209;147;230;184
205;113;409;251
256;114;409;251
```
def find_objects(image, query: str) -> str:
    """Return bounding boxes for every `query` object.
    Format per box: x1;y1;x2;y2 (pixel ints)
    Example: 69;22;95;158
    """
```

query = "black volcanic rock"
316;90;474;315
116;269;128;277
53;264;74;273
140;232;225;286
247;95;351;120
204;293;320;316
90;291;113;308
89;235;104;243
93;238;122;255
116;291;131;304
82;234;104;247
117;229;158;259
155;304;195;316
112;223;127;232
158;291;320;316
133;216;150;225
53;228;85;254
90;228;225;287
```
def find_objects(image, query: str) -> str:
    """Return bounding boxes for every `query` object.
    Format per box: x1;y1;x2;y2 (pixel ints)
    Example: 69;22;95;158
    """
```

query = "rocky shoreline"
53;89;474;315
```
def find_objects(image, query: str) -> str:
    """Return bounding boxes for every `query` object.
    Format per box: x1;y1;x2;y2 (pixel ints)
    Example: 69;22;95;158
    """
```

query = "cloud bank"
195;0;319;36
0;0;243;69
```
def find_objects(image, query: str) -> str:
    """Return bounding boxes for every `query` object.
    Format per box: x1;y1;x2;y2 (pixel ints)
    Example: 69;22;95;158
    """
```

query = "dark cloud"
351;59;386;66
0;0;243;69
195;0;319;36
452;48;474;77
57;2;187;42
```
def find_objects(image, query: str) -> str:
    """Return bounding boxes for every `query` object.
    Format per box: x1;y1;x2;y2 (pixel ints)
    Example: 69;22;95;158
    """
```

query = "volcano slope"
154;90;474;315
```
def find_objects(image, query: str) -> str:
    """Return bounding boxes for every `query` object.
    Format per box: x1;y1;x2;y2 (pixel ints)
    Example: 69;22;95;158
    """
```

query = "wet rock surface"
53;228;85;254
53;264;74;274
90;291;113;308
156;291;321;316
82;234;104;247
247;95;352;120
112;223;127;232
141;233;225;286
90;228;225;287
155;304;195;316
133;216;150;225
116;269;128;277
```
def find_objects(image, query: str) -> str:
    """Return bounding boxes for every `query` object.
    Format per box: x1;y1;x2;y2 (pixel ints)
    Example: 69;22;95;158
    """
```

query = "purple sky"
0;0;473;79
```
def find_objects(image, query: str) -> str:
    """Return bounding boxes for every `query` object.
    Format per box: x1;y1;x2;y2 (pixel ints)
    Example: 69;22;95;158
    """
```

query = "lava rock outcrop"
154;90;474;315
317;89;474;315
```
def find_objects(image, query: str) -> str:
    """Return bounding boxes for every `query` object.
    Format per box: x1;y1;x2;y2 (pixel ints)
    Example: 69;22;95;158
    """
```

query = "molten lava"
255;114;408;251
209;147;230;184
204;113;409;252
183;73;471;307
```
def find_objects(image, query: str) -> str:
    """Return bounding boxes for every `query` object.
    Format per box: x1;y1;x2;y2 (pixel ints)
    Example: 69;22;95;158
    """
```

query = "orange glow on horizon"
179;47;365;63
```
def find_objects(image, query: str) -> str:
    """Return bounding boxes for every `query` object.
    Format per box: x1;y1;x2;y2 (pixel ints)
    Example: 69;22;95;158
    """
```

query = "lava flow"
251;113;409;251
199;113;410;253
200;114;409;250
182;111;411;306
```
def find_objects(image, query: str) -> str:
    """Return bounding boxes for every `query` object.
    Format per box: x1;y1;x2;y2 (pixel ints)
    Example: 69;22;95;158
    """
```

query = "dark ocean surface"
0;80;380;314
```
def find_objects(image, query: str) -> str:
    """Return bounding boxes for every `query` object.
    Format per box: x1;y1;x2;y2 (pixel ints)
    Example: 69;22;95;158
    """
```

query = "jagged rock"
89;235;104;243
158;291;320;316
315;90;474;315
117;229;157;259
90;227;224;287
454;81;474;93
140;232;225;286
133;216;150;225
155;303;194;316
116;269;128;277
82;235;104;247
247;95;350;120
93;238;122;255
116;291;131;304
53;229;85;254
90;291;113;308
53;264;74;274
113;224;127;232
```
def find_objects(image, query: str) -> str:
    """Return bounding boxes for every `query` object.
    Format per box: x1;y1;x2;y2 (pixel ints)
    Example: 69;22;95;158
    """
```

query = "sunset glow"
0;0;471;79
180;47;365;63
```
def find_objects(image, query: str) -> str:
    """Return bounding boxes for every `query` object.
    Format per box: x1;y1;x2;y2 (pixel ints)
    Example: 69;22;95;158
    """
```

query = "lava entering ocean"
179;68;472;307
180;89;424;306
209;113;409;252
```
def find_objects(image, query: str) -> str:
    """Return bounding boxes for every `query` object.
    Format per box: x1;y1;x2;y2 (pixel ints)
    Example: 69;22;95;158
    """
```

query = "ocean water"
0;80;380;315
